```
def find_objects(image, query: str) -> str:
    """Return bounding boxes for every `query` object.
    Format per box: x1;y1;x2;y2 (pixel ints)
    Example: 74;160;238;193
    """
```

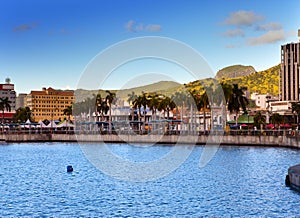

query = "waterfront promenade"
1;131;300;149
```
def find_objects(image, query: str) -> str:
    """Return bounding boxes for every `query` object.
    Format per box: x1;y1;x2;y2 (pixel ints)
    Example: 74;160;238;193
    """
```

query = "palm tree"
63;105;73;131
291;102;300;129
270;113;283;127
228;84;249;125
254;111;266;131
159;96;176;134
127;91;137;121
0;97;11;124
132;95;143;133
127;91;136;106
148;93;160;121
140;92;149;132
221;82;233;105
95;94;109;122
63;105;73;122
196;91;210;133
95;94;102;122
172;91;188;120
105;90;116;134
172;91;189;133
160;96;176;120
147;93;161;132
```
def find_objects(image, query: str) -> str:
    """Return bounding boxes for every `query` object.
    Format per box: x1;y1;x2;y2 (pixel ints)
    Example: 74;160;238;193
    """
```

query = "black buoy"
285;175;290;186
67;165;73;172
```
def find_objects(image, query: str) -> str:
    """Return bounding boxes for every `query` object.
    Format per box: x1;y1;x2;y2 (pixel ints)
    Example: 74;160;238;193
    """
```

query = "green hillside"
221;64;280;95
183;64;280;96
75;81;181;103
75;64;281;103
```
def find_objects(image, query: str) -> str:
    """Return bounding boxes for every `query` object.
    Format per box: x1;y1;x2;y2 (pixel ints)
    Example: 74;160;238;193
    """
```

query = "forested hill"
74;64;280;103
220;64;280;96
184;64;280;96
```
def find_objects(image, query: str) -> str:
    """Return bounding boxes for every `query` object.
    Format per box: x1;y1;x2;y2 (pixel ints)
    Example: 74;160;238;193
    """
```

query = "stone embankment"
1;133;300;149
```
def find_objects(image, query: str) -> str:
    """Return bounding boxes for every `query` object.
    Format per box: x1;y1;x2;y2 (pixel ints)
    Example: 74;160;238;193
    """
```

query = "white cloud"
135;23;144;31
125;20;135;32
223;10;264;27
125;20;162;32
13;22;39;32
222;29;245;37
146;24;161;32
255;22;282;31
225;44;238;49
247;29;286;46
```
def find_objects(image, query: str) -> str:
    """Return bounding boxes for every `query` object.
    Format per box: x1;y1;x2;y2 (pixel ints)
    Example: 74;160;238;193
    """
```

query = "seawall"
1;133;300;149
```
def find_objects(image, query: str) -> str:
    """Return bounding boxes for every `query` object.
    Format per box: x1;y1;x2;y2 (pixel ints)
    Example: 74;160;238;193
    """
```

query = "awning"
227;114;254;124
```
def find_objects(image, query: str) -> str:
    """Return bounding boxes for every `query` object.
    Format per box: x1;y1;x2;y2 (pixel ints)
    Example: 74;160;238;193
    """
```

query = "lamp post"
266;94;271;124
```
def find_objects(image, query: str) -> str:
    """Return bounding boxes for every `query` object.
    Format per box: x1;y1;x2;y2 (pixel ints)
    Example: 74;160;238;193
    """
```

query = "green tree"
291;102;300;128
132;95;144;133
105;90;116;134
196;91;210;133
160;96;176;120
63;105;73;122
148;93;160;121
140;92;149;131
14;107;32;123
270;113;283;127
0;97;11;124
228;84;249;125
127;91;136;106
221;82;233;105
254;111;266;130
95;93;109;122
127;91;137;121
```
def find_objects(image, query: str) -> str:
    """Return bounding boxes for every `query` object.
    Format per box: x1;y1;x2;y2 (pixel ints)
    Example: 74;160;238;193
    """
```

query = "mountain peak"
215;65;256;79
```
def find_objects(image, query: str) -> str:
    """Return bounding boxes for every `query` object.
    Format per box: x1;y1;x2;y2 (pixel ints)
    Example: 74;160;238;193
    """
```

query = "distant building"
26;87;75;122
0;78;16;111
16;93;27;109
269;101;292;116
280;30;300;101
250;93;277;110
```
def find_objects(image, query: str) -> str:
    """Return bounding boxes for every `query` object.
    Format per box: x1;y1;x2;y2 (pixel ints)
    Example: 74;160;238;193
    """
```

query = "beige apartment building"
26;87;74;122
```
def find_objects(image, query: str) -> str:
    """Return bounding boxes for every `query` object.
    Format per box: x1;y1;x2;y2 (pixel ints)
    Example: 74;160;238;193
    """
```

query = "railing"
1;128;298;138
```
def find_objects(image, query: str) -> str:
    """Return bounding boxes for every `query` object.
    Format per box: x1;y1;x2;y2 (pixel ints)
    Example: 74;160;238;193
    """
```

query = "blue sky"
0;0;299;94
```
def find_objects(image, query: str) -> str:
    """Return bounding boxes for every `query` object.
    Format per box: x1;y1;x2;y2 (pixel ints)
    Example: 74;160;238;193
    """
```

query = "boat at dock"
286;164;300;191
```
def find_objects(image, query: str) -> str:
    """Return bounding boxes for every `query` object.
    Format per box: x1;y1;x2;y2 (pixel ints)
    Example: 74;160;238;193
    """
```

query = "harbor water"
1;142;300;217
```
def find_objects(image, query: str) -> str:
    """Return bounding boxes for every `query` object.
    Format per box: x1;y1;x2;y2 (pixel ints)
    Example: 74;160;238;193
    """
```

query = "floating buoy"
67;165;73;172
285;175;290;186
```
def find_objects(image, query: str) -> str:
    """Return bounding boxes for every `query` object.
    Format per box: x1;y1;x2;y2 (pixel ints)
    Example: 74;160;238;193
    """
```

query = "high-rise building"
26;87;74;122
280;30;300;101
0;78;16;111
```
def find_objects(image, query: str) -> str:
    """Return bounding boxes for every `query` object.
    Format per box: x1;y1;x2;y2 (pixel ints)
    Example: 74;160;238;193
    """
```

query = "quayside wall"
1;133;300;149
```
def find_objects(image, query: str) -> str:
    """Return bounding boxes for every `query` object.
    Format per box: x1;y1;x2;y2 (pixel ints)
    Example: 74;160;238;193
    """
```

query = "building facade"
16;93;27;109
0;78;16;112
280;34;300;101
26;87;74;122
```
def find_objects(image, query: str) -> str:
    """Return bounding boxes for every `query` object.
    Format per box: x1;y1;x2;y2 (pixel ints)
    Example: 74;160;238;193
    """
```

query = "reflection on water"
1;142;300;217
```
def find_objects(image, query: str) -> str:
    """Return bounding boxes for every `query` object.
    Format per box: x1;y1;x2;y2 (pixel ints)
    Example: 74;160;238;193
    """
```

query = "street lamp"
266;94;271;124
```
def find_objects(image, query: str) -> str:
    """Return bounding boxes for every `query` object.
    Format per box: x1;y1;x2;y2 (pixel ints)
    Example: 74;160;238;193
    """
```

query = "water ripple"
1;143;300;217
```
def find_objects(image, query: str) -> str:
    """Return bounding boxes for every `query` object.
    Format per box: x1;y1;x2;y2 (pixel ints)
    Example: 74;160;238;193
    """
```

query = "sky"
0;0;299;94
